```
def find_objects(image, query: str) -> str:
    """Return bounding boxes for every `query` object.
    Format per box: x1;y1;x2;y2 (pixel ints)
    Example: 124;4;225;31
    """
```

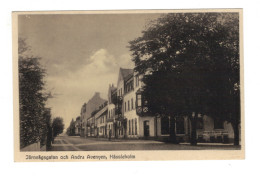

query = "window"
129;120;131;135
132;119;134;135
120;88;123;96
130;80;133;91
128;100;130;111
135;118;137;135
135;76;139;87
137;94;142;107
131;98;133;110
125;102;126;112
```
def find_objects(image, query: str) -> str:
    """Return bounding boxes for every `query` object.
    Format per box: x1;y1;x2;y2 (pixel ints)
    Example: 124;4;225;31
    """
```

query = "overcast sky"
18;13;161;128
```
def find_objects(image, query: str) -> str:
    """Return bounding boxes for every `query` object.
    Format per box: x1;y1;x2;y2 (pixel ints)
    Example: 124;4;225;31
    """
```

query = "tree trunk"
169;116;177;143
190;112;198;146
231;121;240;146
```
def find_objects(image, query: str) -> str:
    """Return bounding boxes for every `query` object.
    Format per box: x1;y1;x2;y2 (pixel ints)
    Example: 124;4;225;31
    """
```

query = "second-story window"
125;102;126;112
135;76;139;87
137;94;142;107
131;98;133;110
128;100;130;111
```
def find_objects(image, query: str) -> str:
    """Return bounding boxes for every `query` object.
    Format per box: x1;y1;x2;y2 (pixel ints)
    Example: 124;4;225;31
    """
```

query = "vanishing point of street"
51;135;240;151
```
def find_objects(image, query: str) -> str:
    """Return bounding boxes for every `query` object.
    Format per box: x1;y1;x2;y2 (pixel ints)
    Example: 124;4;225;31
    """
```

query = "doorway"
144;121;150;137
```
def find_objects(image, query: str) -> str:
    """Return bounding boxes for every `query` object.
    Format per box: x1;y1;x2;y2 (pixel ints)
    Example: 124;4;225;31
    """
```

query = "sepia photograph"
13;9;244;161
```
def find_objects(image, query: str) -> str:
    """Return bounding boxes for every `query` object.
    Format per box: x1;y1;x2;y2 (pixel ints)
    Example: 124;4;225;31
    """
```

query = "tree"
42;108;53;150
129;13;240;145
204;14;240;145
52;117;64;137
66;119;76;136
19;38;50;149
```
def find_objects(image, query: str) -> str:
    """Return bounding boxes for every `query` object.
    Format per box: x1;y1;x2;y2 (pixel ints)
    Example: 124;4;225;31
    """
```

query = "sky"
18;13;161;128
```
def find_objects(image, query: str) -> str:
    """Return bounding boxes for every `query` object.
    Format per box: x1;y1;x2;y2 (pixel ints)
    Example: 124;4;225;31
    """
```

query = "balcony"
112;96;123;105
115;107;122;116
136;106;149;116
136;89;150;116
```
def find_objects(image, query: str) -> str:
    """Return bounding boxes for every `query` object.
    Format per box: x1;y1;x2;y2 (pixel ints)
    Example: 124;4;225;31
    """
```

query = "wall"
125;108;139;138
107;103;115;137
196;115;234;142
139;116;155;137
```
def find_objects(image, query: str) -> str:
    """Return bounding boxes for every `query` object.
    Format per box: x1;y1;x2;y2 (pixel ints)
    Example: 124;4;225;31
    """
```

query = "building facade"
74;116;81;135
80;92;106;137
76;68;235;143
107;84;117;138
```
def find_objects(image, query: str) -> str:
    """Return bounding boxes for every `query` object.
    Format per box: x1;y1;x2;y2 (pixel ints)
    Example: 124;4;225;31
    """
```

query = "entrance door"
144;121;150;137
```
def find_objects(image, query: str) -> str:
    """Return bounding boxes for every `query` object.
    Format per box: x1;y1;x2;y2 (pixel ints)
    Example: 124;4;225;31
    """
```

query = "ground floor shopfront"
81;115;235;143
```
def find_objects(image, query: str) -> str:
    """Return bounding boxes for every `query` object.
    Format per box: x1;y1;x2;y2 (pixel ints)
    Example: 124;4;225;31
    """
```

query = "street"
51;135;241;151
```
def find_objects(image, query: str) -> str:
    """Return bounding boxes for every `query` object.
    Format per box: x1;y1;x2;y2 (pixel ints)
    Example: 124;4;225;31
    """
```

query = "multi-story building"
77;68;235;143
86;101;108;137
115;68;133;138
79;92;106;137
115;67;235;143
96;103;108;137
74;116;81;135
80;103;87;137
106;84;117;138
124;71;158;139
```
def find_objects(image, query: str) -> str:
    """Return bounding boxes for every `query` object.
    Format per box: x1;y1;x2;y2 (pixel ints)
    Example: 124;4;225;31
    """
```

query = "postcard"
13;9;244;162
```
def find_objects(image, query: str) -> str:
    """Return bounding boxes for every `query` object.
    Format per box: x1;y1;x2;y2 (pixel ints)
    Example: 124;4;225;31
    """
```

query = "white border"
1;0;260;176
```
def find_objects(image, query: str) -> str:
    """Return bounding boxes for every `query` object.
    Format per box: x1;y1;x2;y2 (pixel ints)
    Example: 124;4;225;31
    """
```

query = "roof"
99;109;108;117
111;86;117;92
125;72;134;82
120;68;134;80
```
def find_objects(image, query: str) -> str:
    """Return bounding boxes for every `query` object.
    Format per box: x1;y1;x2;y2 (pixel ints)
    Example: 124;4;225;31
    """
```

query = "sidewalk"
81;136;163;144
79;136;240;148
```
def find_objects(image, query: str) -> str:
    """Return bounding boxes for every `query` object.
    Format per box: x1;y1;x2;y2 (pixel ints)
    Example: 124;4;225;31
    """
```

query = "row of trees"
66;119;76;136
19;38;64;150
129;13;240;145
